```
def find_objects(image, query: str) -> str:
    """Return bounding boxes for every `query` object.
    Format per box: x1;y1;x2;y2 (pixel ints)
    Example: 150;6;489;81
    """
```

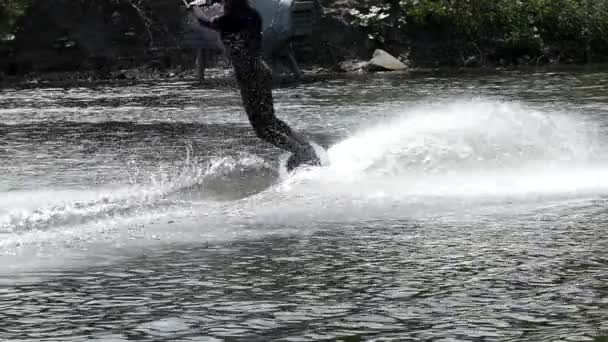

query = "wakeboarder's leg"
238;64;320;169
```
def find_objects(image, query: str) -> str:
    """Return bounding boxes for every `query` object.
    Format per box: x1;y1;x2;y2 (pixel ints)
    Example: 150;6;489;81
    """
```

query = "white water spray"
2;98;607;273
279;98;607;198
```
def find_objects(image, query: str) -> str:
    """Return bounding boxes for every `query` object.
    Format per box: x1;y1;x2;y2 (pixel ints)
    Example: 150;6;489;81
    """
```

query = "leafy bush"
345;0;608;64
347;3;405;43
0;0;31;36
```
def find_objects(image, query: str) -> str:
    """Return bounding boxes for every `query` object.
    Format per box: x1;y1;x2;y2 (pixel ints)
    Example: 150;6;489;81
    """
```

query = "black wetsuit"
197;6;319;170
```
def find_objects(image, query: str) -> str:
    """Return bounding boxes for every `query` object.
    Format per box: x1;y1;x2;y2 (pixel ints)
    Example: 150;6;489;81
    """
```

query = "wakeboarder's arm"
195;11;245;33
197;16;221;30
186;5;222;31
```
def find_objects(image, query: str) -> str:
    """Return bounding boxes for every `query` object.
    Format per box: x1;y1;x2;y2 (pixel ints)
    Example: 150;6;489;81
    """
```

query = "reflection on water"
1;70;608;341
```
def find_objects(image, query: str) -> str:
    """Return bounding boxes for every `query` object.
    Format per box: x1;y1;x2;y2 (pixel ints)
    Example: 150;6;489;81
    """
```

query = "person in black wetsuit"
189;0;320;171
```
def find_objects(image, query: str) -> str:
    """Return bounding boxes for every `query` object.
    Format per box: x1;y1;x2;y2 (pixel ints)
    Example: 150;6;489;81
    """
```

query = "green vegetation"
3;0;608;74
0;0;31;37
346;0;608;65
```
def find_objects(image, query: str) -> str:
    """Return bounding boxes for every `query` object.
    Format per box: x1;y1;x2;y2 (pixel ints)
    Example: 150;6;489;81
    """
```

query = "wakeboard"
284;142;328;172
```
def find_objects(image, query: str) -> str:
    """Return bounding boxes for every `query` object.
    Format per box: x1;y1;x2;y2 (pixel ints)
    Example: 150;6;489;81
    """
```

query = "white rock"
367;49;407;71
188;0;208;6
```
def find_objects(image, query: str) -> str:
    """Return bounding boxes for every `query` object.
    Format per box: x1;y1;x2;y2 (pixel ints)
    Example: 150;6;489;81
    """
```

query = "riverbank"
3;0;608;82
3;62;608;91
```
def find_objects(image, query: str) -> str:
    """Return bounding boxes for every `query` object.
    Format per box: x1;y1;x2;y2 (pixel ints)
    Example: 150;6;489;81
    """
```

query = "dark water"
1;71;608;341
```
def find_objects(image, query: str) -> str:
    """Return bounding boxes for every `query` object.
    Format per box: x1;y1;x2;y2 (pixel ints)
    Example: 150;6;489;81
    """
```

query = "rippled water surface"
1;71;608;341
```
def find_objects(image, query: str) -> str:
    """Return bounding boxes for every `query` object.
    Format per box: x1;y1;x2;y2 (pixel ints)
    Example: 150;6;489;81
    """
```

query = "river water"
1;70;607;341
